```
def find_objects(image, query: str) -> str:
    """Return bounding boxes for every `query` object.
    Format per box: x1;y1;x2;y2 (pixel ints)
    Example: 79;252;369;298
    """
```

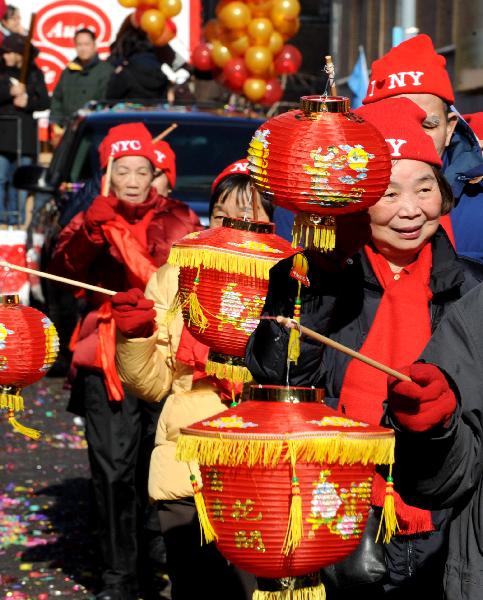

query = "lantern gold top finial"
0;294;19;305
300;95;350;116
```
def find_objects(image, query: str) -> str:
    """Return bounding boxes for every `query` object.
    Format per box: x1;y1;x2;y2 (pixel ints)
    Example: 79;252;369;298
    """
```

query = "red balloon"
261;78;283;105
192;43;215;71
223;57;248;91
274;44;302;75
133;5;150;26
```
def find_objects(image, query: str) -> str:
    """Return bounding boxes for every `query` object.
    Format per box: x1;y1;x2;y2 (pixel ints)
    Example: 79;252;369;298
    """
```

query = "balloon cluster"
117;0;181;46
192;0;302;104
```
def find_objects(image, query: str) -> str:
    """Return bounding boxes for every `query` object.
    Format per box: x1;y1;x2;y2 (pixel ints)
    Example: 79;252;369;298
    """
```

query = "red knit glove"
84;195;118;243
112;288;156;339
387;363;457;433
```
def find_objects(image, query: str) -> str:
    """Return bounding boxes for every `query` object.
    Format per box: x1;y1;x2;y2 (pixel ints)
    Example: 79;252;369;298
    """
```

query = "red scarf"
340;243;434;535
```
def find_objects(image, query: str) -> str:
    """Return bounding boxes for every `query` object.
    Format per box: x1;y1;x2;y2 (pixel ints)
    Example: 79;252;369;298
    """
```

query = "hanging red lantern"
167;219;298;383
247;95;392;252
0;295;59;439
176;388;395;599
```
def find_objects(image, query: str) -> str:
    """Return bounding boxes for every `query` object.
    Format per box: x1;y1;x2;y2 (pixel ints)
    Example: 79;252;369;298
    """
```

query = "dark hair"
109;23;153;61
434;166;455;214
209;174;273;220
3;5;18;22
75;28;96;42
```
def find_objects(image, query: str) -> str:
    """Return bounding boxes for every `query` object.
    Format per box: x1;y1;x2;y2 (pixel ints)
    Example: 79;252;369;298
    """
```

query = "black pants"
77;369;161;595
158;498;256;600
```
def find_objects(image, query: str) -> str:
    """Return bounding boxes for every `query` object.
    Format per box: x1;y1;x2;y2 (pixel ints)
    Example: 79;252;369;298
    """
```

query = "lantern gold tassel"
282;444;304;555
0;392;24;412
205;359;253;384
253;584;326;600
376;465;400;543
292;214;336;252
171;266;209;332
7;409;41;440
190;474;217;543
288;281;302;364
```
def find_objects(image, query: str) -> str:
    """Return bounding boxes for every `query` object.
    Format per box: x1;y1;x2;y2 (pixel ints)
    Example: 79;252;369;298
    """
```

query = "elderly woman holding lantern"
246;97;483;598
49;122;200;600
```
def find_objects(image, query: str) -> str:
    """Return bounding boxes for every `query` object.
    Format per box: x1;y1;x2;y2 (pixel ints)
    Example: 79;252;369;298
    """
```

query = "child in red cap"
463;113;483;153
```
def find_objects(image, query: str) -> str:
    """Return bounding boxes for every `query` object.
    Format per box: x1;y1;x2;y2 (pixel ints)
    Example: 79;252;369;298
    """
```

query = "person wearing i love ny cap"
362;33;483;263
48;122;201;600
246;97;483;599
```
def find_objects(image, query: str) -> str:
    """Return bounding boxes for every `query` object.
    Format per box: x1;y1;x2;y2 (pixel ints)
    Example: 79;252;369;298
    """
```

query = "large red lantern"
177;388;395;599
168;219;299;383
0;295;59;439
247;96;392;251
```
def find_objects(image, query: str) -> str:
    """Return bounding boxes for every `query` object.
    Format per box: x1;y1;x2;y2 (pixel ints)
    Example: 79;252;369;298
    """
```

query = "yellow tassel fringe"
292;216;336;252
282;445;304;555
168;247;275;280
177;434;395;468
377;466;400;543
0;393;24;412
288;281;302;364
190;474;217;543
186;291;209;332
253;584;326;600
205;359;253;384
8;414;41;440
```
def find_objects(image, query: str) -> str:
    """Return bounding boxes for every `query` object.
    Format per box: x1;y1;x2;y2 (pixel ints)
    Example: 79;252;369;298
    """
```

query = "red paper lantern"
247;96;392;251
176;391;395;599
0;295;59;439
168;219;299;383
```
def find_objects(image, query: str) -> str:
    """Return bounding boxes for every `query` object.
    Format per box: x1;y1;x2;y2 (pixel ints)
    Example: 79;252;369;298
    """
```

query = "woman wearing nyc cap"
112;160;272;600
246;98;483;598
49;122;201;600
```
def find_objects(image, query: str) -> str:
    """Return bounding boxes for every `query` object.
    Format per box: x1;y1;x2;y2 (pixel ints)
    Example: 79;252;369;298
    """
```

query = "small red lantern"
168;219;299;383
247;95;392;251
177;388;395;599
0;295;59;439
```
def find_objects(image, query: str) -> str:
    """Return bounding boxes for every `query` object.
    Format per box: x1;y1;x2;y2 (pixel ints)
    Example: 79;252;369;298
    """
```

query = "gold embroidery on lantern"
217;283;265;336
206;468;224;492
212;499;227;522
234;530;266;552
232;499;263;521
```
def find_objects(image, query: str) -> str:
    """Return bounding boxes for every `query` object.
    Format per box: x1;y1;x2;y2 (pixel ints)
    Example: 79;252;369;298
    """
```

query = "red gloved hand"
387;363;457;433
112;288;156;339
84;195;118;243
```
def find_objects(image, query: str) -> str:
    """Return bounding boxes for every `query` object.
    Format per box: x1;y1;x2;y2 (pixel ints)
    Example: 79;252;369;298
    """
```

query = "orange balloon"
216;0;232;16
140;9;166;36
267;30;283;54
246;0;273;18
203;18;223;42
118;0;139;7
247;18;273;45
272;12;300;37
229;34;250;56
140;0;158;5
271;0;300;20
243;77;267;102
211;40;232;67
245;45;272;75
158;0;182;18
150;19;176;45
218;2;251;30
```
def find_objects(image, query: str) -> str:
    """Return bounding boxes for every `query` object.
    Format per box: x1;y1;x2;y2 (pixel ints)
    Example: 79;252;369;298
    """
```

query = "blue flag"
348;46;369;109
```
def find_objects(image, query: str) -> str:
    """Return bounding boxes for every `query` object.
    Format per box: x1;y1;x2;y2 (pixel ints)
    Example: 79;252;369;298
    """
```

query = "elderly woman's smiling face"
110;156;154;203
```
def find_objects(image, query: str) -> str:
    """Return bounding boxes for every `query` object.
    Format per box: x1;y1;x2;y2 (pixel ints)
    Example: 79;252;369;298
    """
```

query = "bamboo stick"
152;123;178;144
102;154;114;197
274;316;411;382
325;55;337;96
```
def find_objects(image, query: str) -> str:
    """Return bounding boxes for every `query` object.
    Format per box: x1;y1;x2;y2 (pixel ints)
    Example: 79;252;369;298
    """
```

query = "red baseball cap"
98;123;157;169
152;140;176;189
463;113;483;141
211;159;250;193
363;34;454;105
356;97;442;167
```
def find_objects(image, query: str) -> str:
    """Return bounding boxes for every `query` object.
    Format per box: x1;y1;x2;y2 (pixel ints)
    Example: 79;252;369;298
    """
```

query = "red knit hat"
463;113;483;141
153;140;176;189
363;34;454;105
211;159;250;193
98;123;156;169
356;97;442;167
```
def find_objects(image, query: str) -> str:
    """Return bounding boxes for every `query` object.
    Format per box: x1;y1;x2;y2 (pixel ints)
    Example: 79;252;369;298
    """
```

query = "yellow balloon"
243;77;267;102
271;0;300;19
140;0;158;5
218;2;251;30
247;18;273;45
267;30;283;54
211;40;232;67
203;18;222;42
140;9;166;36
118;0;138;7
158;0;182;18
245;45;272;75
229;34;250;56
272;12;300;37
246;0;273;18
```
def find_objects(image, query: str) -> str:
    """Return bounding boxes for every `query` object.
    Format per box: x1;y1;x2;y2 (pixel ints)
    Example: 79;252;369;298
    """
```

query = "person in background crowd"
50;28;113;130
48;123;201;600
0;32;49;225
463;112;483;153
152;139;176;197
246;98;483;599
362;34;483;262
106;26;168;102
0;4;23;37
113;161;272;600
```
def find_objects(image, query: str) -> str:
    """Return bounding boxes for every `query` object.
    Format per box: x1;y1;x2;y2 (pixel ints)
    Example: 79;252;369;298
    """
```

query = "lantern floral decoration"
168;218;299;383
176;392;395;600
248;95;392;251
0;295;59;439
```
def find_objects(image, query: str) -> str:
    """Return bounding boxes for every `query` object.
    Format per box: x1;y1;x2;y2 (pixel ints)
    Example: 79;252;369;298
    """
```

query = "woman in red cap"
48;122;201;600
112;161;272;600
246;97;483;599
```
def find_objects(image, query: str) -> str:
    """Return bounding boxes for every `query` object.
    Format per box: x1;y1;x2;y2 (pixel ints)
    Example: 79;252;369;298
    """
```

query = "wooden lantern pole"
152;123;178;144
19;13;36;85
324;55;337;96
